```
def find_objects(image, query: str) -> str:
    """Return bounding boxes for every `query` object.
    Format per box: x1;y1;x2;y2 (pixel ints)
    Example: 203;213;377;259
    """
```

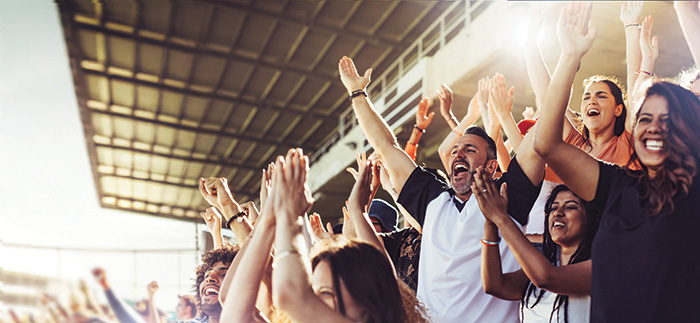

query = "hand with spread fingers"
471;166;509;224
308;212;333;243
415;97;435;131
620;1;644;27
271;148;315;221
260;162;275;211
557;2;597;59
436;83;457;129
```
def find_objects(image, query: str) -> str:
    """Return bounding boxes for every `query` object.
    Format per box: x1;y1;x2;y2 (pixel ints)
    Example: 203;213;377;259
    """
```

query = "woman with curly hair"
535;3;700;321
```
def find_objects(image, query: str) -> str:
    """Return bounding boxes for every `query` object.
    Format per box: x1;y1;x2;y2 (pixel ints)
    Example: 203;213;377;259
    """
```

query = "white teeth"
205;288;218;296
646;140;663;151
553;221;565;228
587;108;600;116
455;165;468;171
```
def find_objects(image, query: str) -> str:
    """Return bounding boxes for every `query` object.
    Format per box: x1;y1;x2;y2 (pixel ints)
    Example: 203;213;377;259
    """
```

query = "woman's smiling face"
581;81;623;135
633;94;670;176
548;190;587;248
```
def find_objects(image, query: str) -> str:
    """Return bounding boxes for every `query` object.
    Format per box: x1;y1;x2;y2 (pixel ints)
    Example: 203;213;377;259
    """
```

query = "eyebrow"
584;90;609;96
452;143;479;150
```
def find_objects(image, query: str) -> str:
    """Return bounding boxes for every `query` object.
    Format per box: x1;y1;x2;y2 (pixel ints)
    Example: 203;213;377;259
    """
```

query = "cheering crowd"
16;1;700;322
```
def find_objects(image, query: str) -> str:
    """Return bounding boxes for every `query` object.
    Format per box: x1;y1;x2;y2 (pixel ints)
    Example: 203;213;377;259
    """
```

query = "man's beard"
201;301;222;319
451;170;475;195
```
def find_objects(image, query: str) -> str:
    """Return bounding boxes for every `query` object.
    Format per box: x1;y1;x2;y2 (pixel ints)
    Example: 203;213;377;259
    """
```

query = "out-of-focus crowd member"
93;268;145;323
535;2;700;321
339;55;542;322
674;0;700;94
174;295;197;322
404;97;434;161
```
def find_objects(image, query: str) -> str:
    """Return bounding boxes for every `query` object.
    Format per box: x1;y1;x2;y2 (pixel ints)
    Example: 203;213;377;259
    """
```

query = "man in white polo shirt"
338;56;543;323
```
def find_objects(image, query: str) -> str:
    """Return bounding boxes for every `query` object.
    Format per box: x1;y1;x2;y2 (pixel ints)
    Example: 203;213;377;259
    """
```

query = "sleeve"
590;161;622;212
499;156;542;227
380;228;408;259
103;289;147;323
397;167;449;226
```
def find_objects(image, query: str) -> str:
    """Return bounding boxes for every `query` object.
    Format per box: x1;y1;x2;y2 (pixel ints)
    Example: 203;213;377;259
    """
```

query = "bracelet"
225;211;247;229
274;249;300;264
452;128;464;137
639;70;655;77
481;237;501;246
348;89;368;101
624;23;640;29
413;124;425;133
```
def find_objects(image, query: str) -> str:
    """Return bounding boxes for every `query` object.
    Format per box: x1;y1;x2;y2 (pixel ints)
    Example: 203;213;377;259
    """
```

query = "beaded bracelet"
225;211;247;229
348;89;368;101
414;124;426;133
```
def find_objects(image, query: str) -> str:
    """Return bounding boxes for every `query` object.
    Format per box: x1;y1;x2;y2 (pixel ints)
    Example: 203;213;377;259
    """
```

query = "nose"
552;206;565;217
646;118;665;134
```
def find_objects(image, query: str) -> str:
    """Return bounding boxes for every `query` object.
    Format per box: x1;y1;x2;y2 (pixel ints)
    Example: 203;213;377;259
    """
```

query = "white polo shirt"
398;159;539;323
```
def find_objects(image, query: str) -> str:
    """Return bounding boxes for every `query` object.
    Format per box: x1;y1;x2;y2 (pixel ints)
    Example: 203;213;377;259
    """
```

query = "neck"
208;314;220;323
559;244;579;265
587;127;616;150
455;191;472;202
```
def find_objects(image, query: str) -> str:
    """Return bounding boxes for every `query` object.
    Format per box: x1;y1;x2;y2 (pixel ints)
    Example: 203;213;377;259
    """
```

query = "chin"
201;302;222;318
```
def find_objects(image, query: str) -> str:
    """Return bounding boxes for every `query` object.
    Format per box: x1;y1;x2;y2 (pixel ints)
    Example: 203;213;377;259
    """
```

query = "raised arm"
628;15;659;132
524;9;550;110
472;168;591;295
339;57;416;194
674;1;700;67
437;93;481;172
533;2;600;202
404;98;435;160
436;83;459;129
220;179;276;323
489;73;523;153
271;149;354;323
145;281;159;323
620;1;644;112
201;207;224;249
200;177;253;244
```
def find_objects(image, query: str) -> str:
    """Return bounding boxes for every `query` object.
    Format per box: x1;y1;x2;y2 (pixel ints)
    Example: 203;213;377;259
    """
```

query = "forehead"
640;95;669;115
584;81;612;94
454;134;488;149
552;190;579;204
311;260;333;287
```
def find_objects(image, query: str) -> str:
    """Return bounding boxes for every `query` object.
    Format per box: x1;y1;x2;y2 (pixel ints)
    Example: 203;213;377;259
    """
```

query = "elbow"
532;137;552;159
482;281;498;296
529;272;554;291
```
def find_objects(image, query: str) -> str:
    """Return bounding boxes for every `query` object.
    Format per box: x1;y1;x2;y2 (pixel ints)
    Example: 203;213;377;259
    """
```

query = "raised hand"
146;281;159;298
470;166;509;223
260;163;275;211
522;106;537;120
92;268;109;290
240;201;260;225
415;97;435;130
620;1;644;26
200;207;222;233
526;9;543;43
477;76;492;128
489;73;515;119
557;2;597;59
271;148;315;221
338;56;372;94
639;15;659;64
308;212;333;243
348;160;377;215
200;177;238;210
436;83;456;125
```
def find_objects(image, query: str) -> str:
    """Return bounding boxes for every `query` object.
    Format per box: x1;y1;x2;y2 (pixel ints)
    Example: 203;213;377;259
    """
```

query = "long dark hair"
580;76;628;142
627;81;700;216
310;237;427;323
521;185;600;323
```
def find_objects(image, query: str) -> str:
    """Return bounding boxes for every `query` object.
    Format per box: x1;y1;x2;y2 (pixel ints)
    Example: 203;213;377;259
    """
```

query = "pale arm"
627;15;659;133
621;1;644;113
200;177;253;244
201;207;224;249
533;2;600;202
339;57;416;194
145;281;159;323
436;83;459;129
489;73;524;153
675;1;700;67
271;149;353;323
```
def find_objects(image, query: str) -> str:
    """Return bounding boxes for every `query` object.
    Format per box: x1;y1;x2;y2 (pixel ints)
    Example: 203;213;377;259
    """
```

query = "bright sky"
0;0;204;315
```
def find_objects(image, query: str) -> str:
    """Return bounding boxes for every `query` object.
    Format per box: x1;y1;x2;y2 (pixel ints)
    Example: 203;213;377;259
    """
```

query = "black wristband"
414;124;425;133
225;211;247;229
349;89;368;101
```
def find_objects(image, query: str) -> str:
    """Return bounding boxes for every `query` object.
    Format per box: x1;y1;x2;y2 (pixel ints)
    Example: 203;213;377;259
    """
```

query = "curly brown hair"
193;244;239;319
627;81;700;216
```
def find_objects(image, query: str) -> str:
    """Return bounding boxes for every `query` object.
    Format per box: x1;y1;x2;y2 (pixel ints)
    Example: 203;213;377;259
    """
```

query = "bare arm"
404;98;435;160
271;149;354;323
628;15;659;133
472;168;591;295
675;1;700;67
200;177;253;244
621;1;644;112
220;198;275;323
436;83;458;129
437;95;481;172
339;57;416;194
145;281;159;323
489;73;524;153
524;10;550;109
481;220;529;300
533;2;601;202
